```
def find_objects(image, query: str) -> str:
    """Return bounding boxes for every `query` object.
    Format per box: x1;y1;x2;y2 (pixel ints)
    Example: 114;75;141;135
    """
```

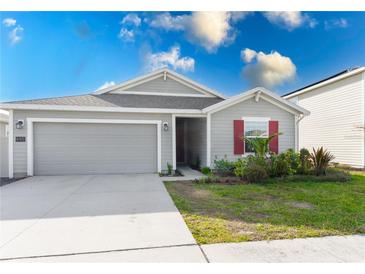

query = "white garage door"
33;122;157;175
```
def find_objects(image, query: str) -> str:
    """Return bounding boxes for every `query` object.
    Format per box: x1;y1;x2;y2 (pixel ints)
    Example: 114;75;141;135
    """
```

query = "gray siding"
187;118;207;167
119;76;204;96
12;110;172;177
210;97;295;165
0;122;8;178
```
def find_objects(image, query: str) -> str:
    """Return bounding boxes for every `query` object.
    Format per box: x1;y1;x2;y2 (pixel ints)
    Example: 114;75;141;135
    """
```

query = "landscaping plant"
243;133;282;158
309;147;335;176
200;166;211;175
167;162;173;175
284;149;300;174
298;148;311;174
213;155;235;176
268;153;290;177
234;158;248;179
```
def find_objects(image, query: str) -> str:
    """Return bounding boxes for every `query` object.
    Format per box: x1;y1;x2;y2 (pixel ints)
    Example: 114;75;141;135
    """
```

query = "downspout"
295;114;305;152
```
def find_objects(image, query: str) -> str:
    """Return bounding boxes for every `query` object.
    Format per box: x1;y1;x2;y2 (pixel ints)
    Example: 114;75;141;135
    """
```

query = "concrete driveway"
0;174;204;262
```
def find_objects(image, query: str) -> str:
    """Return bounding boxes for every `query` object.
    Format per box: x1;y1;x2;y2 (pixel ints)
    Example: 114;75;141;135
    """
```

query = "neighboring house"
0;68;308;178
0;110;9;178
283;67;365;168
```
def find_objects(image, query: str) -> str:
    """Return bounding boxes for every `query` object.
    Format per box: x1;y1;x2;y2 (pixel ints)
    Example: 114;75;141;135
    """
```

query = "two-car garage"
29;119;161;176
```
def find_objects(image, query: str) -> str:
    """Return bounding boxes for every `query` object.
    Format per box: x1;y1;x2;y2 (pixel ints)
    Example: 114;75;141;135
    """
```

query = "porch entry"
175;117;207;169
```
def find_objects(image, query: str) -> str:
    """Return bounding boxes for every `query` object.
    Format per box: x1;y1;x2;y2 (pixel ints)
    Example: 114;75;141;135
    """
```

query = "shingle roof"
282;67;363;97
4;94;224;110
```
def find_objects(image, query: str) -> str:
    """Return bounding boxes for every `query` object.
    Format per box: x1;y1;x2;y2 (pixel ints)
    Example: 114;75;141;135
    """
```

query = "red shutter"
269;120;279;154
234;120;244;154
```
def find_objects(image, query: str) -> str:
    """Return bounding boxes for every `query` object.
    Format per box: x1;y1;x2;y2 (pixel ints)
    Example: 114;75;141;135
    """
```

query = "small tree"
243;133;282;158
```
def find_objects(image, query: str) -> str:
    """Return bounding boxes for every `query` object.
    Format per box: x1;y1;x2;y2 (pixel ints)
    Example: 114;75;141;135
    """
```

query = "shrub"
268;153;290;177
280;168;351;183
284;149;300;174
167;163;173;175
234;158;248;179
245;161;269;183
213;156;235;176
298;148;311;174
195;174;218;184
200;166;211;175
310;147;335;176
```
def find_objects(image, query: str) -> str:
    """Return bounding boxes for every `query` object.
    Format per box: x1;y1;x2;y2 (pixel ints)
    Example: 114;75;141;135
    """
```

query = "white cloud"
97;81;116;90
149;12;188;31
263;11;317;31
241;48;257;63
3;18;16;27
324;18;348;30
145;46;195;72
9;25;24;45
118;28;135;42
241;48;296;88
121;13;141;27
148;12;249;52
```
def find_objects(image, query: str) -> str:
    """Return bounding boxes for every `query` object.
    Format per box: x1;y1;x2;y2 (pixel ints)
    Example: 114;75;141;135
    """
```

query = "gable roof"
283;67;365;99
93;68;226;99
203;87;310;115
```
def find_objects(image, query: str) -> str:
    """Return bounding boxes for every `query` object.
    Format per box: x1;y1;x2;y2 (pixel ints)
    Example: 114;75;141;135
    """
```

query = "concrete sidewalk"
4;235;364;262
201;235;365;263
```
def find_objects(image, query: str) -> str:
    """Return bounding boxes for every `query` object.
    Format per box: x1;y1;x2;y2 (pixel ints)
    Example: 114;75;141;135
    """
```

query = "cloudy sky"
1;11;364;101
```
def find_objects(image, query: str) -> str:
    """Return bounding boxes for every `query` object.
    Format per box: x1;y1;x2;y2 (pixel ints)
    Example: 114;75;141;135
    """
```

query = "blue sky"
1;11;364;101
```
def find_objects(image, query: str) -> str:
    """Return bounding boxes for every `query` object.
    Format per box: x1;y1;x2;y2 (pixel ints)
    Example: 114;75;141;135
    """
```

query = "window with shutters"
244;120;269;153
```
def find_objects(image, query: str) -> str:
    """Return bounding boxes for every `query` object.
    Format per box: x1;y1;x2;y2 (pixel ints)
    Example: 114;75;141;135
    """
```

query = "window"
244;120;268;153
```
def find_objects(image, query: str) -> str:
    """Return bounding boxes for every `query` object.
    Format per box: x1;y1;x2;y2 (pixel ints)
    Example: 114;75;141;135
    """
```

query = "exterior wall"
210;97;296;165
187;118;207;167
295;73;365;167
119;76;204;96
12;110;172;177
0;122;8;178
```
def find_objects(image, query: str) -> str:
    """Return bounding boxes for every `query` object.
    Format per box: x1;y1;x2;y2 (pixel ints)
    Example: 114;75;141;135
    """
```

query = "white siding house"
284;67;365;168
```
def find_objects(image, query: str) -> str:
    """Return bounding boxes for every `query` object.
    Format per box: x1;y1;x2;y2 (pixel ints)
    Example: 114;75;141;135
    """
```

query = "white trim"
203;87;310;116
283;67;365;99
207;113;211;168
8;110;13;178
0;104;203;114
26;118;162;176
241;116;271;122
94;68;226;99
172;114;176;170
109;90;214;98
172;113;207;170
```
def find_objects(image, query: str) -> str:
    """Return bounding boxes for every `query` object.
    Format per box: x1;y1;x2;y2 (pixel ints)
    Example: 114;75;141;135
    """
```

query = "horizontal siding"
297;73;365;167
211;96;295;165
12;110;172;176
119;76;204;95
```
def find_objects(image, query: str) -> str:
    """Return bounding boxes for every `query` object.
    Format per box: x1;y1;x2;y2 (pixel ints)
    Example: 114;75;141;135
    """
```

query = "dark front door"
176;119;185;163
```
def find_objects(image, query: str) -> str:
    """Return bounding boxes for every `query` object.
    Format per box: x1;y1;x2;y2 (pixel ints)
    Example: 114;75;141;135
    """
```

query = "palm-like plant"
243;133;281;158
309;147;335;176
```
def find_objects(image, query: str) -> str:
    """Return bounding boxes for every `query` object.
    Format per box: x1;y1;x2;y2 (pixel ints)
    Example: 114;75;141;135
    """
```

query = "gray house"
0;68;308;178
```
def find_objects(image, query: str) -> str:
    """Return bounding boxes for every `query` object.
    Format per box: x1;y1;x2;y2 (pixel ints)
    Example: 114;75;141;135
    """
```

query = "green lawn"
164;174;365;244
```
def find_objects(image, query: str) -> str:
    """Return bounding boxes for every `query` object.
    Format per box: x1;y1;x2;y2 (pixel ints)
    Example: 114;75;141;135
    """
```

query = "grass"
164;173;365;244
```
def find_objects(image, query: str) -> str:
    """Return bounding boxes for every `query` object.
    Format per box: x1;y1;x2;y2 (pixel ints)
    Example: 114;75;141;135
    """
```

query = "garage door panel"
34;123;157;175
